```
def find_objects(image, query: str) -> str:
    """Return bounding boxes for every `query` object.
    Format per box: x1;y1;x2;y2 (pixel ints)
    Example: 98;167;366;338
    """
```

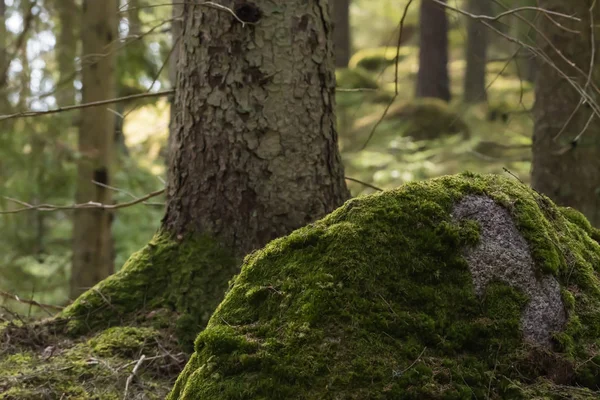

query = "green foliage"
168;173;600;399
0;1;170;315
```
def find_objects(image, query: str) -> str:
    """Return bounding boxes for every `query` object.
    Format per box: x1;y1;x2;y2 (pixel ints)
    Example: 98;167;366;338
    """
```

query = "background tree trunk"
164;0;350;256
56;0;77;106
531;0;600;227
71;0;118;298
463;0;491;103
333;0;351;68
0;0;8;110
416;0;450;101
167;1;182;167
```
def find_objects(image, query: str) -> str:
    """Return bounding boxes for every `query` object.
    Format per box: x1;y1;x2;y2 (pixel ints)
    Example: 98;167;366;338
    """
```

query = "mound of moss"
336;68;380;90
168;173;600;399
0;234;238;398
352;98;470;145
349;46;413;72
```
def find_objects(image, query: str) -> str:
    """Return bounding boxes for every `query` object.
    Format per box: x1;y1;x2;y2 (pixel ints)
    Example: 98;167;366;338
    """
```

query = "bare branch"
1;189;165;215
0;289;64;315
0;90;174;122
431;1;580;24
345;177;383;192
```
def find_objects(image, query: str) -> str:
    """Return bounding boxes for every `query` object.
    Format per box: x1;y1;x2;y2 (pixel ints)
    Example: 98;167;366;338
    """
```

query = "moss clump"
390;98;470;140
336;67;379;90
349;46;413;71
0;233;238;398
168;173;600;399
63;233;237;350
0;324;181;399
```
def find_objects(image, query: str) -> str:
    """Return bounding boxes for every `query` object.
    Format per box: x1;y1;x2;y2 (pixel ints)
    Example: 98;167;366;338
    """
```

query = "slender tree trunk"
0;0;7;109
71;0;118;298
167;1;182;167
532;0;600;227
416;0;451;101
164;0;350;256
463;0;491;103
333;0;351;68
56;0;77;106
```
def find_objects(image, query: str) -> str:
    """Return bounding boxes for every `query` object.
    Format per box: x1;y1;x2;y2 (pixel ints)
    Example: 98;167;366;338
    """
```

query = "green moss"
336;67;379;90
88;326;159;357
62;233;238;350
0;233;238;398
349;46;413;71
168;173;600;399
0;322;181;399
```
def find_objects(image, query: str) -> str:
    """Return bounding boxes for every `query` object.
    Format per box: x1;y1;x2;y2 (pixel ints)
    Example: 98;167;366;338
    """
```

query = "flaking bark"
164;0;350;255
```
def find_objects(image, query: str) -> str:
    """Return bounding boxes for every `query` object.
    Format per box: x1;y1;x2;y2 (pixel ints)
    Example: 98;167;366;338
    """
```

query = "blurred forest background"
0;0;578;315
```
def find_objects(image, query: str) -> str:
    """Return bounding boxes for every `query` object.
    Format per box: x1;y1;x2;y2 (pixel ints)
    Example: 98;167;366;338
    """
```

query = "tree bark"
532;0;600;227
416;0;451;102
164;0;350;256
167;1;183;167
71;0;118;298
333;0;351;68
0;0;7;108
463;0;491;103
56;0;77;106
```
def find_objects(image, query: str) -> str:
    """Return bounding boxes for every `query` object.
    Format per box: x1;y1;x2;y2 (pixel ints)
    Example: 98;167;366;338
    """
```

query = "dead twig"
0;188;165;215
0;289;63;315
123;354;146;399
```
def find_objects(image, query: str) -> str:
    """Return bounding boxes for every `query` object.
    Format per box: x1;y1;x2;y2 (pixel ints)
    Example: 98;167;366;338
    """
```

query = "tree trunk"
164;0;350;256
416;0;451;101
56;0;77;106
333;0;351;68
167;1;182;167
0;0;7;108
71;0;118;298
463;0;491;103
531;0;600;227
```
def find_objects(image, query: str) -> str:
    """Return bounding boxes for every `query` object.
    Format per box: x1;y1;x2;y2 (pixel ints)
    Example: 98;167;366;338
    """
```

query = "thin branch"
361;0;414;150
123;354;146;399
0;189;165;215
345;176;383;192
0;90;174;122
0;289;64;314
431;1;580;23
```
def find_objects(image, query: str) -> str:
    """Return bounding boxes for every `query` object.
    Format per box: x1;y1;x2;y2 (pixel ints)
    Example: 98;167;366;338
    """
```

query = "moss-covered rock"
336;68;380;90
350;98;470;150
349;46;414;72
168;173;600;399
0;233;238;398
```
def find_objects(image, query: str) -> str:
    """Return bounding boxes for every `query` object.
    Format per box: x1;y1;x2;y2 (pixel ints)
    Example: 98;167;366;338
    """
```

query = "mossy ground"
0;233;238;398
168;173;600;399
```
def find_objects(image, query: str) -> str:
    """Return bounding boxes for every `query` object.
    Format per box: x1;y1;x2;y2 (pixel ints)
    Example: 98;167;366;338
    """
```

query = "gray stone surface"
452;195;566;345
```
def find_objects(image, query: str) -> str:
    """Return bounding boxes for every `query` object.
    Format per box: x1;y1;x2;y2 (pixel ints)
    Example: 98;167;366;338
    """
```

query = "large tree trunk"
71;0;118;298
164;0;350;256
333;0;351;68
416;0;451;101
463;0;491;103
532;0;600;227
